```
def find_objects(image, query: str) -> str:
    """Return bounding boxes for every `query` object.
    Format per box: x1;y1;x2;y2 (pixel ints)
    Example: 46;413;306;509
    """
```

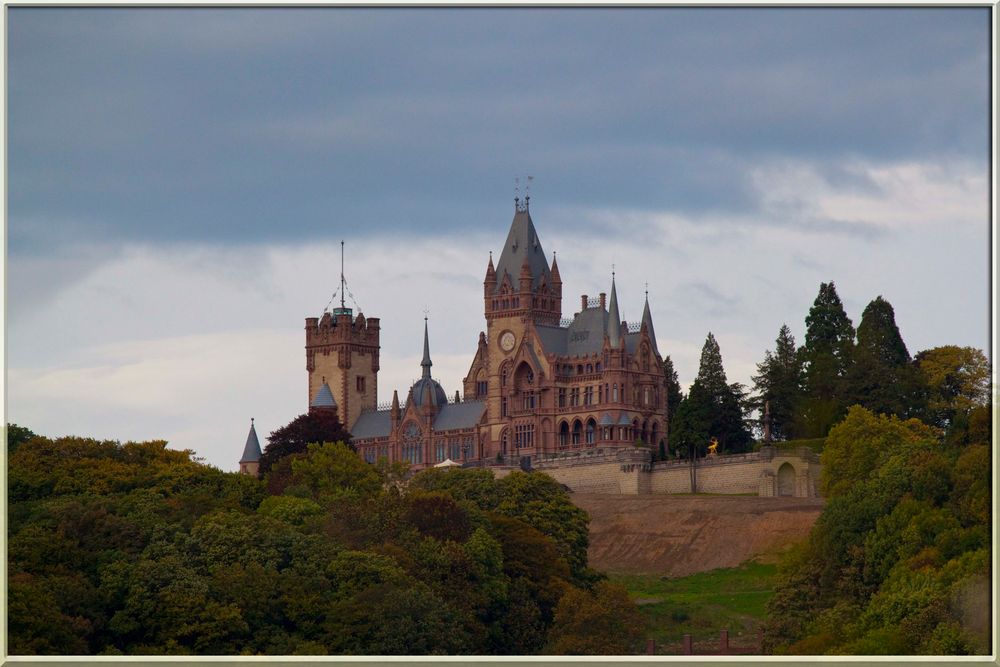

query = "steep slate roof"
534;325;568;356
641;295;660;356
433;400;486;430
352;410;392;439
599;413;615;426
607;274;622;348
493;207;551;294
566;307;609;356
240;420;262;463
311;382;337;408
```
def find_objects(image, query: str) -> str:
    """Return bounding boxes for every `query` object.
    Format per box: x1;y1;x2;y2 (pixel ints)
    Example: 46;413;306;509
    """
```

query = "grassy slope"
611;560;779;654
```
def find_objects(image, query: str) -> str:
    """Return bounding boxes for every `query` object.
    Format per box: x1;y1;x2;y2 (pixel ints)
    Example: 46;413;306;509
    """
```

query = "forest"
7;425;643;655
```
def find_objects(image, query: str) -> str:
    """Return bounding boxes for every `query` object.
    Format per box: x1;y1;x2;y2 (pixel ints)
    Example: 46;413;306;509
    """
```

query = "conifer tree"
672;333;751;456
751;324;804;441
848;296;923;418
798;282;856;437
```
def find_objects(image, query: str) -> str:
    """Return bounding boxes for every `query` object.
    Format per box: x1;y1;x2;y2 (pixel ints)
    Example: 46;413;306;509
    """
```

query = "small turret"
391;389;401;426
310;379;339;416
607;273;622;349
550;252;561;285
239;418;262;476
640;291;659;356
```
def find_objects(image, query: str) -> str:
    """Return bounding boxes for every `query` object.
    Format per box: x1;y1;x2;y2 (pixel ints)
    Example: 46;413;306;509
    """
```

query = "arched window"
642;345;650;372
577;364;584;375
586;419;596;445
586;363;593;373
559;421;569;448
572;420;582;446
612;384;619;402
501;365;508;387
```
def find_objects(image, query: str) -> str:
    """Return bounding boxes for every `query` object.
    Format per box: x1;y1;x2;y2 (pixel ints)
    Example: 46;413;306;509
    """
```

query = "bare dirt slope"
572;494;824;577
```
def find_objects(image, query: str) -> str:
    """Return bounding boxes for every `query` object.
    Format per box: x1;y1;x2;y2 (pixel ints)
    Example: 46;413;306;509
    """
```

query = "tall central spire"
493;201;551;294
421;317;432;379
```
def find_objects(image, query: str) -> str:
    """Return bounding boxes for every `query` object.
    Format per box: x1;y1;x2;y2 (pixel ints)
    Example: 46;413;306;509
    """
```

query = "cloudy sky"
5;7;992;470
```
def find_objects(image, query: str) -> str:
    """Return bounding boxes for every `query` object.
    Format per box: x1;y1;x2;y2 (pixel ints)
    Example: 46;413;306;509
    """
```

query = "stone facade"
331;198;671;473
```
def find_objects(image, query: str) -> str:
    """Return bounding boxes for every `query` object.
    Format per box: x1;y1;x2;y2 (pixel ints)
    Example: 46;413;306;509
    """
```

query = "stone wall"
485;446;822;498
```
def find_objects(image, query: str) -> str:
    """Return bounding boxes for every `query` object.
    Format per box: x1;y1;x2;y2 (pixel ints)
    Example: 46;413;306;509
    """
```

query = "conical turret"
607;273;622;349
239;418;263;476
641;291;659;356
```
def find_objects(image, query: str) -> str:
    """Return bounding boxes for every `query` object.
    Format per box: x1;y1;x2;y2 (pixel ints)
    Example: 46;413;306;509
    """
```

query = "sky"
4;7;993;471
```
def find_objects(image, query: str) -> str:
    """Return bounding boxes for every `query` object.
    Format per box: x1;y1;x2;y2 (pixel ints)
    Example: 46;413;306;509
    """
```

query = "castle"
239;197;820;497
294;198;668;471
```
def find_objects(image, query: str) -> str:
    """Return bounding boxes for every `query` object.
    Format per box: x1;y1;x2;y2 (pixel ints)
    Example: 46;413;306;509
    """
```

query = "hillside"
572;494;824;576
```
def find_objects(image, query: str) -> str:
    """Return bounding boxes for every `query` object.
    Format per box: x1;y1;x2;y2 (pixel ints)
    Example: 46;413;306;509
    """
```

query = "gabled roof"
352;410;393;439
433;400;486;430
599;413;615;426
493;207;551;294
240;420;262;463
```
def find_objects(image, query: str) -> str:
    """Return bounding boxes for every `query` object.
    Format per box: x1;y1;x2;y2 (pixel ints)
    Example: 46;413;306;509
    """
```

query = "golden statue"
707;437;719;456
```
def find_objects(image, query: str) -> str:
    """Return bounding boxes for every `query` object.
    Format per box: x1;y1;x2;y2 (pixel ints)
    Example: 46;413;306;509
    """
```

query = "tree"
545;582;645;655
914;346;991;430
258;411;353;474
848;296;923;419
751;324;804;441
798;282;856;437
289;441;382;502
662;355;684;456
6;423;38;454
674;333;752;455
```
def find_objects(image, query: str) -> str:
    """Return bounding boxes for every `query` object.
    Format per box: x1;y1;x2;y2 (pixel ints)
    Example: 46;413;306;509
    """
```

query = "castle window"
558;388;566;408
586;363;593;373
515;424;535;449
435;442;445;463
501;368;508;387
642;346;650;372
572;420;582;446
577;364;583;374
501;398;508;417
477;380;488;397
450;440;461;461
584;386;594;405
522;394;536;410
598;385;603;403
586;419;596;445
570;388;580;406
596;362;602;372
613;384;619;402
559;422;569;448
644;386;651;405
357;376;366;392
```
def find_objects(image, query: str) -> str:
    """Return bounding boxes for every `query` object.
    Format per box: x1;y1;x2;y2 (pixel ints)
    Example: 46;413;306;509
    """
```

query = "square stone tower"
305;306;380;431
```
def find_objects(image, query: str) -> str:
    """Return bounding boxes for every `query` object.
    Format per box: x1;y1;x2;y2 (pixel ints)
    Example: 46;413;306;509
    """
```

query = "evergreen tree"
662;355;683;457
751;325;804;441
672;333;752;456
798;282;856;437
848;296;923;418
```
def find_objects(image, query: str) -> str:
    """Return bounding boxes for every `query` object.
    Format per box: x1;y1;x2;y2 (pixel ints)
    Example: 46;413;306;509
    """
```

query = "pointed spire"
550;252;561;284
641;290;659;355
391;389;400;411
485;252;496;280
607;271;621;349
421;317;432;380
240;418;262;464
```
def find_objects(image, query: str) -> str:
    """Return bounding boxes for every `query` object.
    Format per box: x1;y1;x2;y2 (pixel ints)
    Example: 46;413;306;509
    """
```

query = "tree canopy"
258;410;353;475
9;430;643;656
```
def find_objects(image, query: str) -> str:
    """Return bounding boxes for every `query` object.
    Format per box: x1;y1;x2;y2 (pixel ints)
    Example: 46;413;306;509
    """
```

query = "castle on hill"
240;197;669;474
